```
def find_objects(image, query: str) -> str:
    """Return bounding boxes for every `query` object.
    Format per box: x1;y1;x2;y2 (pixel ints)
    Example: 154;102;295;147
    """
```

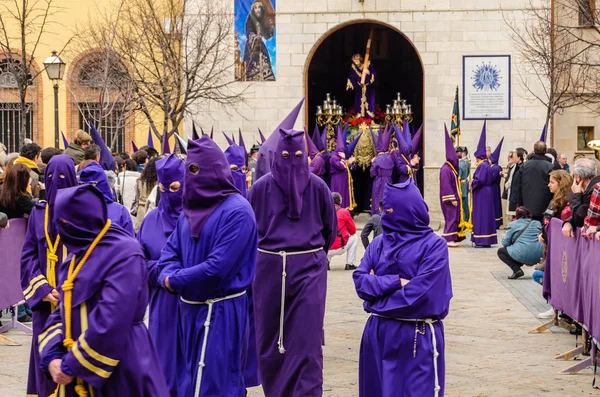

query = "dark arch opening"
305;21;425;211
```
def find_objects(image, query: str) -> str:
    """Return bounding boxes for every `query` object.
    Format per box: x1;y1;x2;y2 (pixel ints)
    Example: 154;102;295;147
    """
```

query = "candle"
386;104;391;114
316;106;323;115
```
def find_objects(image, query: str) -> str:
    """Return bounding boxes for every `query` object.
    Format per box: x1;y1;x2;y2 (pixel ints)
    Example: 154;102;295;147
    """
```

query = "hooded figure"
393;124;415;183
489;138;505;229
157;135;257;397
470;121;498;247
307;128;326;179
20;155;78;397
38;184;170;397
78;162;135;236
439;124;466;246
353;181;452;397
370;126;394;215
329;126;356;210
89;124;116;172
137;155;184;397
248;128;337;397
224;133;248;198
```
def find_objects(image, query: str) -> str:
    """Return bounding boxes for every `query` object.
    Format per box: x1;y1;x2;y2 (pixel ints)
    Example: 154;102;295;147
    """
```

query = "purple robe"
329;153;355;210
38;185;169;396
248;174;336;397
347;63;376;118
370;153;394;214
439;164;461;242
394;152;416;184
490;164;503;229
20;155;77;397
353;181;452;397
309;152;326;180
158;195;257;397
470;160;498;246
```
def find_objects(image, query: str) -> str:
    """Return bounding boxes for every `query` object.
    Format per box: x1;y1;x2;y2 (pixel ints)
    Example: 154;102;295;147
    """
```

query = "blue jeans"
532;270;544;285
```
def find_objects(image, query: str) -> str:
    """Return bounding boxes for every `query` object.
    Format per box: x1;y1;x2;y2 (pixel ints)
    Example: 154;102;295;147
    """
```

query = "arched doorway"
305;21;424;212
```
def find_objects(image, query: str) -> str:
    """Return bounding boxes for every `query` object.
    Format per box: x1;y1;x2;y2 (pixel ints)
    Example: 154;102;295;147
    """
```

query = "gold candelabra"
316;93;344;153
384;92;413;126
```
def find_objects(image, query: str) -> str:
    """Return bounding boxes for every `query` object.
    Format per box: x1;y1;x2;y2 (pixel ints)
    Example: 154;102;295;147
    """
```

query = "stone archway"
304;20;425;210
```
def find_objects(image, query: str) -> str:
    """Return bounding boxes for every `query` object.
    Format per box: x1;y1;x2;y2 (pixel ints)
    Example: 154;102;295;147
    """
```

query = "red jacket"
331;206;356;250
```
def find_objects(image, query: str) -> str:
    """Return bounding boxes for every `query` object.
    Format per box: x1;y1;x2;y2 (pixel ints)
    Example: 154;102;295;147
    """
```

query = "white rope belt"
372;314;442;397
181;290;247;397
258;247;323;355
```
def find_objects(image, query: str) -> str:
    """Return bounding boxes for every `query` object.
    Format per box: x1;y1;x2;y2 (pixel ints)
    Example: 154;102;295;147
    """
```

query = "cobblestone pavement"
1;226;597;397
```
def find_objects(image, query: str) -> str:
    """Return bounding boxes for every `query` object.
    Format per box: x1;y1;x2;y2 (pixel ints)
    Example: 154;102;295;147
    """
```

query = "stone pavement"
1;227;597;396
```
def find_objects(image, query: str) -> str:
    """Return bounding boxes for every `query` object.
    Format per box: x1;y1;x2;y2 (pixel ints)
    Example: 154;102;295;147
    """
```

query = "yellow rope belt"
445;161;467;238
45;205;61;312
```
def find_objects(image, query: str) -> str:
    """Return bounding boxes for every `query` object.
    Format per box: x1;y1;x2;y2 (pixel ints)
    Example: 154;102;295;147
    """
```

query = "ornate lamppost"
316;93;344;153
44;51;66;149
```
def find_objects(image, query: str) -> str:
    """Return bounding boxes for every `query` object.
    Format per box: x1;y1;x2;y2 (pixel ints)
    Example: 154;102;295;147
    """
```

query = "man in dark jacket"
562;158;600;236
508;148;526;213
361;201;382;248
516;141;553;221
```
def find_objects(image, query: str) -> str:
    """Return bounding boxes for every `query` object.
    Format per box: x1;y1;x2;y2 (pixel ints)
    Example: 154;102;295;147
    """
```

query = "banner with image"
463;55;511;120
234;0;276;81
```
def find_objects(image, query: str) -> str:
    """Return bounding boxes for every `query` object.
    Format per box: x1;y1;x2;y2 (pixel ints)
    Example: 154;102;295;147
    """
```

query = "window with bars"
0;103;33;153
78;104;125;153
578;0;596;26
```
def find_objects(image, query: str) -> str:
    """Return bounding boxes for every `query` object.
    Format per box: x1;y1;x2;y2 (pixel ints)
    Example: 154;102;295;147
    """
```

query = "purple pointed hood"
306;130;319;159
192;122;200;140
223;132;235;146
490;137;504;165
163;134;171;154
411;124;423;155
131;141;139;152
184;135;239;238
335;125;345;154
258;128;266;144
54;184;108;251
381;180;431;265
346;133;362;158
238;129;247;166
255;98;305;180
89;124;116;172
210;127;214;140
444;124;459;170
474;121;487;159
540;124;547;142
78;162;114;203
312;124;324;152
61;131;69;150
403;119;412;153
45;154;78;236
156;155;184;234
379;125;392;153
147;129;155;148
272;129;310;219
394;124;411;158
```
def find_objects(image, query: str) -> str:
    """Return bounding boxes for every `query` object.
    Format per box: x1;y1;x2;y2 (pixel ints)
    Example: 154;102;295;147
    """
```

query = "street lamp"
44;51;66;148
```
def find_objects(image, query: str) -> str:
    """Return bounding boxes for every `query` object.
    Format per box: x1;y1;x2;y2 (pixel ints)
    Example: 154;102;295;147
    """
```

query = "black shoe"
327;261;330;271
345;264;357;270
18;314;32;323
474;245;492;248
508;269;524;280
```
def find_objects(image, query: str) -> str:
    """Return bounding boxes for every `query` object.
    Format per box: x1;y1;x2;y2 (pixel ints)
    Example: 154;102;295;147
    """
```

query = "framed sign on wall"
463;55;511;120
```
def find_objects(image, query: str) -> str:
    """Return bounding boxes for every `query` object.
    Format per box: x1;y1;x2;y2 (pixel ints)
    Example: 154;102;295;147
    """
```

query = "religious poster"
462;55;511;120
234;0;276;81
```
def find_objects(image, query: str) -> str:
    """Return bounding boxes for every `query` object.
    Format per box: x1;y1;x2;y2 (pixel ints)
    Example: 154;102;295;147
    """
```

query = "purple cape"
38;185;169;396
183;136;239;238
470;160;498;246
248;167;336;396
353;181;452;397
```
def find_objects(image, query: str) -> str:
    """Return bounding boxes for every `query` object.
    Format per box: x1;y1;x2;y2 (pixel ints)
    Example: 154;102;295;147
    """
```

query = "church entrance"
305;21;424;212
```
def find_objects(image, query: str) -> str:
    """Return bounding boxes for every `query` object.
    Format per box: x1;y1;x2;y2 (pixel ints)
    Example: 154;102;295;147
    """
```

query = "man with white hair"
558;153;570;173
562;158;600;237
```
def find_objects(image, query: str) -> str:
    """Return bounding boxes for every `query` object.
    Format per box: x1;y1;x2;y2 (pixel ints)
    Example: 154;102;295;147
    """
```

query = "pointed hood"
444;123;459;169
162;134;171;154
224;137;247;197
371;126;381;153
147;128;155;148
474;121;487;159
540;124;547;142
394;124;411;158
255;98;305;180
54;185;108;251
379;125;392;153
61;131;69;150
45;154;78;236
312;124;323;152
490;137;504;165
306;130;319;159
411;124;423;155
335;125;345;153
156;155;185;234
259;128;266;144
272;129;310;219
184;136;239;238
346;133;362;158
174;133;188;154
131;141;139;153
210;127;214;140
238;129;247;166
89;124;116;172
223;132;235;146
403;119;412;154
78;162;114;203
192;122;200;140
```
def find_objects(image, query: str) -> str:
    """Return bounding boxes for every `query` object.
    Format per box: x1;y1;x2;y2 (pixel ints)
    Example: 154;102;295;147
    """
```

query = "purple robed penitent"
20;155;78;397
38;185;169;396
370;126;394;215
137;155;184;397
353;181;452;397
224;132;248;198
157;136;257;397
78;162;134;236
393;124;415;184
440;124;463;242
248;129;336;397
329;127;355;209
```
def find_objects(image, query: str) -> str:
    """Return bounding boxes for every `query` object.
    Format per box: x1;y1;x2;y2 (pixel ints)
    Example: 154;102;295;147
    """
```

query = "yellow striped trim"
23;274;46;296
71;345;111;379
78;335;119;367
495;217;503;221
442;231;459;236
24;278;49;300
442;197;456;202
473;233;497;238
441;195;456;199
38;329;62;353
38;323;62;344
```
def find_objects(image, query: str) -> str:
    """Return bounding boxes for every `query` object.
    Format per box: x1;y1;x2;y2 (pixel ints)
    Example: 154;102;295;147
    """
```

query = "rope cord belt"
180;290;247;397
257;247;323;355
44;205;61;312
372;314;442;397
